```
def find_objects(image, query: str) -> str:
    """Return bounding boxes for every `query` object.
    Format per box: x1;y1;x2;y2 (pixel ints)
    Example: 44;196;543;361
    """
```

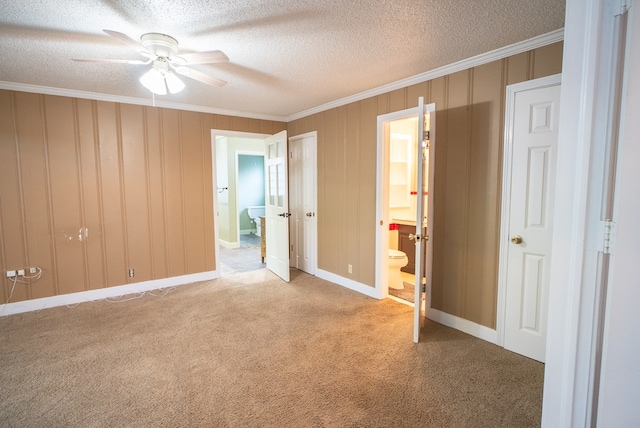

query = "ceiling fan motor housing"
140;33;179;57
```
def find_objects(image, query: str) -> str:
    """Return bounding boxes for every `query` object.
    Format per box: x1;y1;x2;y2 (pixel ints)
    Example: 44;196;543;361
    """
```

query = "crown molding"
0;28;563;124
0;81;288;123
285;28;564;122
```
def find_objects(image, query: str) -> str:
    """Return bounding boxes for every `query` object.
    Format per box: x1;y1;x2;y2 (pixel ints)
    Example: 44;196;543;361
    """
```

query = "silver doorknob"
306;212;312;217
511;235;523;244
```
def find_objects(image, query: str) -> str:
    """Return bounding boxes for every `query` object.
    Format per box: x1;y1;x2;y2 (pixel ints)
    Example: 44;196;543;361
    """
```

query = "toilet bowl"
388;249;409;290
247;206;266;235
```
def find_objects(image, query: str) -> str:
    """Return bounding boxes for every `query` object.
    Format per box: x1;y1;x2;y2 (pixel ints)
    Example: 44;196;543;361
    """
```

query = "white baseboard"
317;270;497;344
316;269;380;299
427;308;498;344
240;229;256;236
0;270;220;316
219;239;239;249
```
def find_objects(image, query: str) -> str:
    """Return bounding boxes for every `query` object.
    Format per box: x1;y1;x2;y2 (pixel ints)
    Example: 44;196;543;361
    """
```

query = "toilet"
388;249;409;290
246;206;266;235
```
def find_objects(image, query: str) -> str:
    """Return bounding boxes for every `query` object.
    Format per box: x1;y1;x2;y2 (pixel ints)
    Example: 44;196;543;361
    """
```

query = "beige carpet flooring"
0;269;544;427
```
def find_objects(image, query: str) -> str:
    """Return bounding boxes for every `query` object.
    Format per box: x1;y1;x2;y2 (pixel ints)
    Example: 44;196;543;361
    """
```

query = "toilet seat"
388;249;406;259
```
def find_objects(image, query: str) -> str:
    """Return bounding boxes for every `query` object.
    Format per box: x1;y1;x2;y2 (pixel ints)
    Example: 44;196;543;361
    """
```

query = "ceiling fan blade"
72;58;152;65
175;50;229;65
174;66;227;88
103;29;153;58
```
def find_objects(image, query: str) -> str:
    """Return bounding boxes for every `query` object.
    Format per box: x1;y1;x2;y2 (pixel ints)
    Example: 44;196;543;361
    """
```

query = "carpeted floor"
0;269;544;427
389;281;415;303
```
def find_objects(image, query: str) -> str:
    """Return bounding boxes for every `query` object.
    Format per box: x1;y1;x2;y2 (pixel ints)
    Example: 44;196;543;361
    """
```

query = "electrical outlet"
348;264;353;274
128;268;135;278
17;269;25;276
6;270;16;278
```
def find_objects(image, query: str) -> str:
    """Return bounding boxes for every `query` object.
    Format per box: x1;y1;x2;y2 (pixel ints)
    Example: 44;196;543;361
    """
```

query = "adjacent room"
1;0;639;426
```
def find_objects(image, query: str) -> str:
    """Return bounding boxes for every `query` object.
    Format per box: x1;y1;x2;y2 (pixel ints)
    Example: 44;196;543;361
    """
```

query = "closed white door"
265;130;290;282
289;132;317;275
503;81;561;362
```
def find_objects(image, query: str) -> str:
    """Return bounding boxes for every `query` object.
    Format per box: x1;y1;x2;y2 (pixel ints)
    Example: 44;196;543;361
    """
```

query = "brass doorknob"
511;235;523;244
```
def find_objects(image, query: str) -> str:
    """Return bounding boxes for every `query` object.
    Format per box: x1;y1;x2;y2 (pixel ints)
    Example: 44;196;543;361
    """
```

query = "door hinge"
603;219;616;254
423;130;430;141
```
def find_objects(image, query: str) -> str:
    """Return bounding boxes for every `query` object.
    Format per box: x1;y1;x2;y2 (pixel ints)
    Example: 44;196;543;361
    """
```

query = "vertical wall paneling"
18;93;56;300
358;97;378;285
286;42;563;329
389;88;407;112
322;108;339;273
161;109;186;277
467;61;504;327
532;43;564;78
148;107;170;279
0;89;285;304
121;104;152;282
0;91;24;303
77;99;106;290
506;52;530;86
1;42;561;321
201;114;216;272
440;70;471;317
180;111;207;274
429;76;448;311
44;96;86;296
337;106;348;275
96;101;127;286
345;103;360;277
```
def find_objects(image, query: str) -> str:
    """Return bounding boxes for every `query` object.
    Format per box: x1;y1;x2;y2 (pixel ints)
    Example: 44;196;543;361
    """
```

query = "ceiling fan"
73;29;229;95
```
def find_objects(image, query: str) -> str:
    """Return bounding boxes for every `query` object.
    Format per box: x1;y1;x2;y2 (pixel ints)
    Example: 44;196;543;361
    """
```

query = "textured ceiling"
0;0;565;121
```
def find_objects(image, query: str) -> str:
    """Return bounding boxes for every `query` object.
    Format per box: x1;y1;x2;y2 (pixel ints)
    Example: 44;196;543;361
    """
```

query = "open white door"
413;98;435;343
265;130;290;282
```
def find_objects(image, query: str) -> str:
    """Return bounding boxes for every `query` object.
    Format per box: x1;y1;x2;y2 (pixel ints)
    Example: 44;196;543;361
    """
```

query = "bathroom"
386;116;424;302
215;134;266;273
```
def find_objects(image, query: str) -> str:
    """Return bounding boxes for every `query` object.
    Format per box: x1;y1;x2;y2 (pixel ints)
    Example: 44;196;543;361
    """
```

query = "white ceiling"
0;1;565;121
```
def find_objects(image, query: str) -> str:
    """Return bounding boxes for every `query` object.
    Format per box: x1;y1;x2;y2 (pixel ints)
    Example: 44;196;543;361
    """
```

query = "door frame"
375;106;421;300
288;131;318;275
211;129;271;275
496;73;562;347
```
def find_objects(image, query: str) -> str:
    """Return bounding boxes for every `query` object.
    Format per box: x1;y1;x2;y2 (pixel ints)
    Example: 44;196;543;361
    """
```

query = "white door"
502;81;561;362
413;98;436;343
265;130;290;282
289;132;317;275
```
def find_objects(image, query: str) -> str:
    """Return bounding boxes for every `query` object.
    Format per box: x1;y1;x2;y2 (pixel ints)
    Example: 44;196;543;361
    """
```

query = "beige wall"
0;42;562;328
0;91;284;304
288;42;564;329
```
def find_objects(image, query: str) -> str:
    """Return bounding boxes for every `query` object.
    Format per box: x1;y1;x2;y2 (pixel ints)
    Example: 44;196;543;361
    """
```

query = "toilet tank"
246;206;266;220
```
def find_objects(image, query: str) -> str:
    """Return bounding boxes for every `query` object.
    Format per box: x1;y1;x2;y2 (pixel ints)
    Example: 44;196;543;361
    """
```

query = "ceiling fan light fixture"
139;67;167;95
139;60;185;95
164;71;185;94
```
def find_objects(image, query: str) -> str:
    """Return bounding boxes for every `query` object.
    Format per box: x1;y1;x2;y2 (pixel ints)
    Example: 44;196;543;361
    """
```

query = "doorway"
376;99;435;343
212;130;269;275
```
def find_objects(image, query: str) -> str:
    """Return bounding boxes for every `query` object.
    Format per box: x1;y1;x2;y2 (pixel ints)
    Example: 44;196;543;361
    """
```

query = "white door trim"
375;106;421;300
288;131;318;275
211;129;271;275
497;73;562;348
